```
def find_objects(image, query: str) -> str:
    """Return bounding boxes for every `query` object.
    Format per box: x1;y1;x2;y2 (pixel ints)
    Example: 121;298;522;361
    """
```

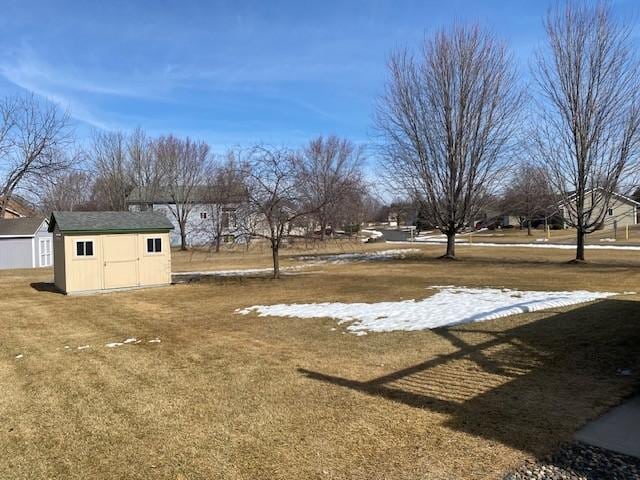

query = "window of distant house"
147;237;162;253
222;208;236;228
608;208;614;216
76;240;94;257
200;212;207;219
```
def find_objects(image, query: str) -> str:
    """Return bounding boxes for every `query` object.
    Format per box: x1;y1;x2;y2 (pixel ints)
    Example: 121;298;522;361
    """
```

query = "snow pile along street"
236;286;616;334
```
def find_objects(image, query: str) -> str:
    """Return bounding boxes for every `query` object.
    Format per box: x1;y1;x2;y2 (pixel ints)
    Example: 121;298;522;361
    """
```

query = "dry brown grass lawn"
1;243;639;479
457;224;640;244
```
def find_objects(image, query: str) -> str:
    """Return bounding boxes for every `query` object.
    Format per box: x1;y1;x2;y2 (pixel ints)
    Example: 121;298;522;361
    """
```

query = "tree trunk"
527;220;532;236
320;221;327;242
575;229;586;262
271;244;280;279
180;226;187;251
441;232;456;259
215;233;221;253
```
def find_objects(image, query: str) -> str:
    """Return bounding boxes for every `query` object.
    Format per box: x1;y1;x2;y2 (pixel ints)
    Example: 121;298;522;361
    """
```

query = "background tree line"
2;1;640;272
376;0;640;262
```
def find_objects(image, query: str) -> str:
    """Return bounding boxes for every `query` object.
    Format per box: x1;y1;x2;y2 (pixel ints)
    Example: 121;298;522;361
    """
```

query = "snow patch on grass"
296;249;420;264
387;240;640;251
174;249;420;279
236;286;616;334
173;265;309;278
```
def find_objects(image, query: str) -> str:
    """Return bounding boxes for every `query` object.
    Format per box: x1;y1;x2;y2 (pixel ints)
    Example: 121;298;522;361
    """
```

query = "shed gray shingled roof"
0;217;46;236
48;211;174;233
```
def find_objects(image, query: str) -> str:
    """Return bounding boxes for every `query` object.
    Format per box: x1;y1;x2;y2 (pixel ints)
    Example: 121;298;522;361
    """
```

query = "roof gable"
564;187;640;206
0;217;47;236
49;211;174;234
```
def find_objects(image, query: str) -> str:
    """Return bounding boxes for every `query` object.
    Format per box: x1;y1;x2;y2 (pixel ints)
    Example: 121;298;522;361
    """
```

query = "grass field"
1;242;639;479
452;224;640;245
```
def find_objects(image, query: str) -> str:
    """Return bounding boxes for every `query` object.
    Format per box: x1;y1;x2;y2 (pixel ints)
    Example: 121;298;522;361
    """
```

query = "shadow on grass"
299;299;640;456
30;282;63;294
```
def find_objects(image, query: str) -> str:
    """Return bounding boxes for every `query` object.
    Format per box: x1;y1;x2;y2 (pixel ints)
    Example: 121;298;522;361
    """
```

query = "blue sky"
0;0;638;152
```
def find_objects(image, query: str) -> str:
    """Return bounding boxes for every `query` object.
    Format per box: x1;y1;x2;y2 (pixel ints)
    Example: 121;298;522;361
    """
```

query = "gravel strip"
505;442;640;480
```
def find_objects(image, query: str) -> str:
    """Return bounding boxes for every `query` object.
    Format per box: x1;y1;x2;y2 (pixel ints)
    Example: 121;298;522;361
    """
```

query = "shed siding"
64;234;103;293
138;233;171;285
34;223;53;267
0;237;33;269
58;232;171;294
53;228;66;292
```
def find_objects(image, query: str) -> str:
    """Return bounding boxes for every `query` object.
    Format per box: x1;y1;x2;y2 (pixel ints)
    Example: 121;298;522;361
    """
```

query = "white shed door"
102;235;139;289
39;238;52;267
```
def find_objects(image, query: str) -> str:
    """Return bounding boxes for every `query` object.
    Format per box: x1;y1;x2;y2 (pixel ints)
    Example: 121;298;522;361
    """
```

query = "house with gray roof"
0;217;52;270
126;186;241;247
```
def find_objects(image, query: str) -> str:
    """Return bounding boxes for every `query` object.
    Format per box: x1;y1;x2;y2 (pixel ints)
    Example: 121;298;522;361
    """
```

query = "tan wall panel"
138;232;171;286
601;198;637;229
60;231;172;294
102;235;139;289
64;235;103;293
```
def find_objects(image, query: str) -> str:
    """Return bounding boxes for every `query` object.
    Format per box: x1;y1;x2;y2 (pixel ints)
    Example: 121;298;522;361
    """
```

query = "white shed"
0;217;52;270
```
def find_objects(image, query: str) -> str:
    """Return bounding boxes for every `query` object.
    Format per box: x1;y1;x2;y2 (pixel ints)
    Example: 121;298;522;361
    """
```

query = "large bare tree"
157;135;210;250
297;135;365;240
0;95;73;216
376;25;522;258
533;1;640;261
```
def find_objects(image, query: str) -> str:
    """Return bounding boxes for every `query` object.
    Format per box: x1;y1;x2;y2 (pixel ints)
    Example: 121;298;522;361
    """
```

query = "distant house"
0;217;52;270
49;211;174;294
126;187;241;247
560;189;639;229
1;196;34;219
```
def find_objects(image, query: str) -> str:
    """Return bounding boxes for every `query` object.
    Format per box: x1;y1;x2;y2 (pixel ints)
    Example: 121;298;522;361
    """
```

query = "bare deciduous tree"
501;163;555;235
533;1;640;261
241;146;315;278
203;151;246;252
40;169;94;212
128;127;164;204
297;136;365;240
157;135;210;250
0;95;73;216
91;131;131;211
376;25;522;258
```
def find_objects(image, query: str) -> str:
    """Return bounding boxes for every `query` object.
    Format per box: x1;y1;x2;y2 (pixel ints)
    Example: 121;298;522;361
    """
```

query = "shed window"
76;241;94;257
200;212;207;219
147;237;162;253
608;208;614;216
